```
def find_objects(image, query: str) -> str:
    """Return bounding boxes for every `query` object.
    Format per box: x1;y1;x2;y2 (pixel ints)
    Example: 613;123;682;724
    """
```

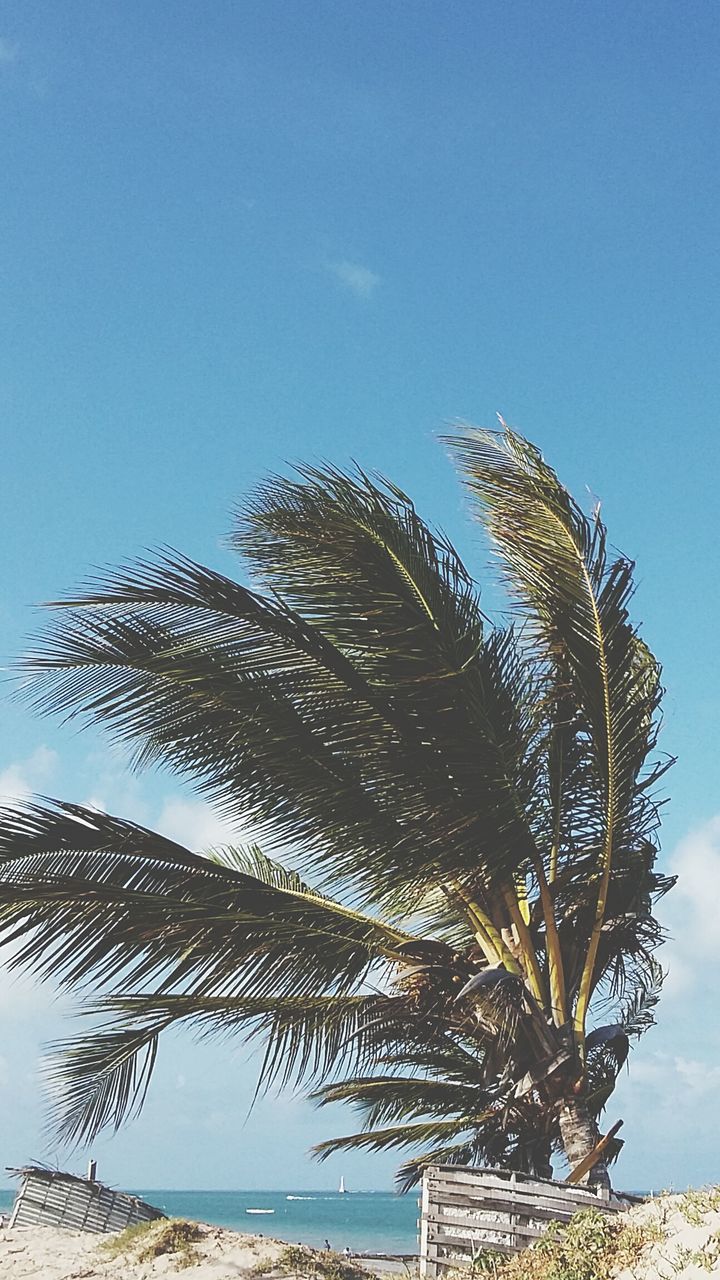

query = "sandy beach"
2;1194;720;1278
0;1223;298;1279
0;1222;403;1279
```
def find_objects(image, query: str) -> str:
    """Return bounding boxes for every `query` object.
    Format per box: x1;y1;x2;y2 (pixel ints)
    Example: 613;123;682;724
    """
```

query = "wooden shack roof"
6;1164;166;1234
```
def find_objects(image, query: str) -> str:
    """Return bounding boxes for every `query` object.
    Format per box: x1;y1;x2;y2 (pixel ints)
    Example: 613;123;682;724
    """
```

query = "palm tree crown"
0;426;673;1188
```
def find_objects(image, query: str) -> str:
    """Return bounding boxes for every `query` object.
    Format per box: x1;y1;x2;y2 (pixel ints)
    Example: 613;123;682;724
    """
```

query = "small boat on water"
338;1177;347;1194
246;1208;275;1215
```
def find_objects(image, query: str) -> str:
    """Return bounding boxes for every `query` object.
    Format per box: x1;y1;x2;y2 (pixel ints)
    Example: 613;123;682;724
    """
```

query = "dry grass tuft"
251;1243;377;1280
102;1217;205;1269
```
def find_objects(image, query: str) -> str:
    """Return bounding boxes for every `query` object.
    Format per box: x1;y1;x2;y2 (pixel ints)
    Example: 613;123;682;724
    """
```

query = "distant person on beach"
343;1246;352;1258
324;1239;331;1251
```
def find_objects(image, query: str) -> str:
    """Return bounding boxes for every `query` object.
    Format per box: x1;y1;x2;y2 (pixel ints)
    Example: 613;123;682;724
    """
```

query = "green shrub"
690;1227;720;1271
678;1188;720;1227
451;1208;662;1280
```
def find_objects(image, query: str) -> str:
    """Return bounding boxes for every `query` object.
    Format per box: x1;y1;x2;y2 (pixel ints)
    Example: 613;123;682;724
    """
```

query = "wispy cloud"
326;258;381;298
155;796;239;852
620;1051;720;1104
659;815;720;995
0;37;19;64
0;745;58;805
674;1056;720;1096
77;746;248;854
669;816;720;961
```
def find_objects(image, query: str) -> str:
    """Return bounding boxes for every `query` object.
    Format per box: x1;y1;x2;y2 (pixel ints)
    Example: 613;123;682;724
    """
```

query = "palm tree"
0;425;672;1190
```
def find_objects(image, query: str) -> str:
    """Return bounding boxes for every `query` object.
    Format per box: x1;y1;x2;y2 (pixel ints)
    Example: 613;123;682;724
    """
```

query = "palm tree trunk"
558;1099;611;1193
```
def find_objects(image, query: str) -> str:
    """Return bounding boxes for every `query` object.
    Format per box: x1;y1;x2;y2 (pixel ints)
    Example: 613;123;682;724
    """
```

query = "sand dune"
0;1222;289;1279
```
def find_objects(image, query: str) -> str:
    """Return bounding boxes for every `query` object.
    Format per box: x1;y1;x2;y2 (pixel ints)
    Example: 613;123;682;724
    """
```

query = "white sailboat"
338;1176;347;1194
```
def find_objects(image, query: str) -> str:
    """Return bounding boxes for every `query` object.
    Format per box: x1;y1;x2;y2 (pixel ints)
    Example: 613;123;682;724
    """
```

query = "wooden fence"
420;1165;630;1275
7;1167;165;1235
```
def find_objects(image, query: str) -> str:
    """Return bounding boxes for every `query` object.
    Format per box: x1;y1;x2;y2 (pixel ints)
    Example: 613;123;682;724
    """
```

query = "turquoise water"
0;1189;419;1255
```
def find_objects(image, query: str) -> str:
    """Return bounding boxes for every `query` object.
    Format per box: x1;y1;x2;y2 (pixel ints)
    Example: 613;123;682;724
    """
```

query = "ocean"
0;1188;420;1255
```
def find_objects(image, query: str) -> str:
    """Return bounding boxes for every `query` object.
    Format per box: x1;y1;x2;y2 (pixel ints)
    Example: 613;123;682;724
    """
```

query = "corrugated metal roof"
6;1166;166;1235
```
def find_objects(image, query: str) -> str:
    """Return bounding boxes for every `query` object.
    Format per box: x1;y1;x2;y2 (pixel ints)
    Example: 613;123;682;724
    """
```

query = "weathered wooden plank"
426;1209;546;1232
427;1172;606;1203
427;1189;588;1216
431;1165;583;1186
427;1188;615;1218
425;1187;616;1221
426;1218;547;1245
429;1199;611;1228
427;1198;613;1226
424;1229;524;1254
427;1168;541;1187
427;1216;547;1241
427;1173;606;1204
567;1121;623;1186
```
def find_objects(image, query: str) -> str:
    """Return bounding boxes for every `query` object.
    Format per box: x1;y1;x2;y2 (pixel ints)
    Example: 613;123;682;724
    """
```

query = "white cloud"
658;815;720;995
155;797;239;852
78;745;151;821
0;37;18;64
668;816;720;961
674;1056;720;1096
0;746;58;805
618;1051;720;1105
624;1055;667;1087
661;950;694;997
77;752;247;852
326;259;380;298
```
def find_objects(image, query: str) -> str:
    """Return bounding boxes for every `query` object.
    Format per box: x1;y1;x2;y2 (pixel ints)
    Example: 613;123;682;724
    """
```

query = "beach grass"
101;1217;205;1269
445;1208;663;1280
251;1242;379;1280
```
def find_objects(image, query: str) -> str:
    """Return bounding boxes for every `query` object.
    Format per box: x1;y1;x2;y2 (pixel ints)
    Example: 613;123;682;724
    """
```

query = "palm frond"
0;801;410;998
393;1119;557;1192
314;1102;557;1191
19;557;438;902
447;425;666;1032
232;464;485;683
17;555;519;909
618;955;664;1038
43;990;437;1144
208;843;320;895
313;1117;479;1158
44;1007;165;1145
312;1075;491;1127
234;469;547;892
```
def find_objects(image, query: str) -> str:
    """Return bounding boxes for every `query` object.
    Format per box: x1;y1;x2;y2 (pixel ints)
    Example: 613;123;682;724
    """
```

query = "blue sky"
1;0;719;1192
